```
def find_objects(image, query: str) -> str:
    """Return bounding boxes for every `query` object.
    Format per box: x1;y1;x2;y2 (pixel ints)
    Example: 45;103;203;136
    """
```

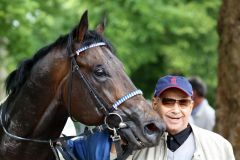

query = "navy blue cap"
154;75;193;97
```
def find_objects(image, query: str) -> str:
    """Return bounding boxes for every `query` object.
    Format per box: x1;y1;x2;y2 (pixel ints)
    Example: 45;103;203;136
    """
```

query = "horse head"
64;11;165;150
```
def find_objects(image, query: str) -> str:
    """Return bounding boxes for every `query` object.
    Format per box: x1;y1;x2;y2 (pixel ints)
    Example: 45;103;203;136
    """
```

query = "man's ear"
189;101;194;110
152;97;158;110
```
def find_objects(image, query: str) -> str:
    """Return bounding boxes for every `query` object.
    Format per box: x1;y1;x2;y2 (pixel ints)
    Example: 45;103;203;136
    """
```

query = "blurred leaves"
0;0;220;105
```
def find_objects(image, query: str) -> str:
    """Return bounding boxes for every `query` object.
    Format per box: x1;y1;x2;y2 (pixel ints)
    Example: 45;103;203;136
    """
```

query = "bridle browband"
0;32;143;160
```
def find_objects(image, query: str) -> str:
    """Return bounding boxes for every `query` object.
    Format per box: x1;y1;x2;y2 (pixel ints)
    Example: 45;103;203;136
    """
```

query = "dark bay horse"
0;11;165;160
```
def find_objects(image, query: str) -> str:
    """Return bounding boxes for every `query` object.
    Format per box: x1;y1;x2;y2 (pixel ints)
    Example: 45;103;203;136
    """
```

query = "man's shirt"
167;125;192;152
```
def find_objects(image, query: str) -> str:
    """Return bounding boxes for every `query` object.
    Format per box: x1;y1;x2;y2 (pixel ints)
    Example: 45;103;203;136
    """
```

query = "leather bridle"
0;32;143;160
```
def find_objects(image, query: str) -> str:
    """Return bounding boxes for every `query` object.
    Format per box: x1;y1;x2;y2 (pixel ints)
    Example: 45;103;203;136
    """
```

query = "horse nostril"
144;123;159;135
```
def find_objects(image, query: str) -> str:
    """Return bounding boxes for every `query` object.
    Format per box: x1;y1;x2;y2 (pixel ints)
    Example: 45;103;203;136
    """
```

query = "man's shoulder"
192;125;230;144
201;100;215;111
199;101;215;118
191;125;235;159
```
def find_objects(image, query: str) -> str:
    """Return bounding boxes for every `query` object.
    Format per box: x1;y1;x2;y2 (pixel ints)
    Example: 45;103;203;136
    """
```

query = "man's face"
152;88;193;135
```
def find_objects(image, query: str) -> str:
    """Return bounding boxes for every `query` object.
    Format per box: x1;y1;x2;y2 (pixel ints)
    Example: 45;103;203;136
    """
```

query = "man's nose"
171;103;181;112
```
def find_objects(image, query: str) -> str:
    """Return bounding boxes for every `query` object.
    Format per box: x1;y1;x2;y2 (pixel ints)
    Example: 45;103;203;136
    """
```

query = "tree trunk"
216;0;240;159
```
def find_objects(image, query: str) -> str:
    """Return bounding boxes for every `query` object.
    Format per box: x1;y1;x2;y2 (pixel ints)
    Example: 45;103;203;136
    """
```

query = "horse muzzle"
118;119;166;150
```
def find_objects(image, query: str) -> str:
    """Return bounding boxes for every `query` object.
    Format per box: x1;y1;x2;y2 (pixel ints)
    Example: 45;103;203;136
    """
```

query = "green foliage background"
0;0;220;106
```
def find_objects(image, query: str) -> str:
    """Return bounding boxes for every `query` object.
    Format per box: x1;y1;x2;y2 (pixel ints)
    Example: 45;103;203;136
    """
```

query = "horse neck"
9;51;69;137
0;51;69;159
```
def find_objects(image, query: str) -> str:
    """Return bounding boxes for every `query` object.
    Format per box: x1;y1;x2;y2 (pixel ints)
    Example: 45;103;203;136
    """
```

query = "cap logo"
170;77;177;85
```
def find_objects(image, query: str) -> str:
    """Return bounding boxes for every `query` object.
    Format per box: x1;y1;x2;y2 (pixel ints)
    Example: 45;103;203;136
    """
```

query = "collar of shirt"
167;124;192;152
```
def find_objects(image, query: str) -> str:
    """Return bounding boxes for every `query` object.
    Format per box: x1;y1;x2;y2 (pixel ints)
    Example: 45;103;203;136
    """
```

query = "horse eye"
94;67;107;77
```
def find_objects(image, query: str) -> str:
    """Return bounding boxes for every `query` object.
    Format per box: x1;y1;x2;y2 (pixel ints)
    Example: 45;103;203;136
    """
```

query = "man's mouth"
167;116;182;123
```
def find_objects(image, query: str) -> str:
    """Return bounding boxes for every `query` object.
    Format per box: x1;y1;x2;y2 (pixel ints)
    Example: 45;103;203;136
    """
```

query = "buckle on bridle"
111;128;121;142
104;113;127;130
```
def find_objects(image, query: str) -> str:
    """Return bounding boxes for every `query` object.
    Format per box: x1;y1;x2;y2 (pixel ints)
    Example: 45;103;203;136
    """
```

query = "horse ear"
96;14;107;35
75;10;89;42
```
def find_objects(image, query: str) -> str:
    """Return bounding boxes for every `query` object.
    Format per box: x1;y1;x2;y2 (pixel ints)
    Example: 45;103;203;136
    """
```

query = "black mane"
5;29;114;96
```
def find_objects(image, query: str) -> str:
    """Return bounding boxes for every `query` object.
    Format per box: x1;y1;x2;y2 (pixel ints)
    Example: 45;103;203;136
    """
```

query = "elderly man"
132;75;235;160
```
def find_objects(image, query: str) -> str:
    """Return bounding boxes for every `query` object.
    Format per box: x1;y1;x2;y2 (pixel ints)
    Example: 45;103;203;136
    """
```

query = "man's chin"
165;125;182;135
